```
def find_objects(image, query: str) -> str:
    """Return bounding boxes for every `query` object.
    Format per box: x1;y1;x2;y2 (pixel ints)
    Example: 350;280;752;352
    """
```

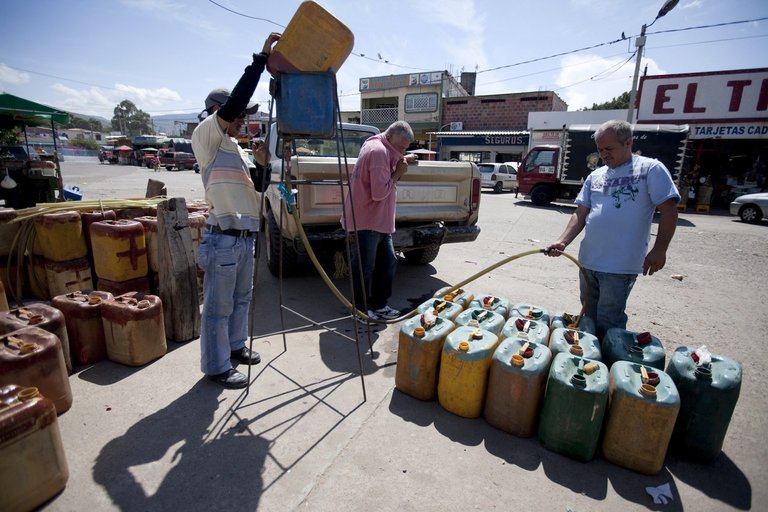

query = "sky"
0;0;766;125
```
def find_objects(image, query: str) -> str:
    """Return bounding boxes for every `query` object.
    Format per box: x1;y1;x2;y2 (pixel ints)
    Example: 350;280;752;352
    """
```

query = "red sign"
637;68;768;124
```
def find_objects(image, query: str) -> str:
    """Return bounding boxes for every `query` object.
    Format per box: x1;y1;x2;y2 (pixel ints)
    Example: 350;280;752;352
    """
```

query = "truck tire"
266;209;298;276
403;244;440;265
166;165;173;171
530;185;554;206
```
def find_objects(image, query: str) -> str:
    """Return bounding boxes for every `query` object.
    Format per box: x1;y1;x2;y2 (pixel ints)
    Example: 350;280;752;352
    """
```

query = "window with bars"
405;93;438;113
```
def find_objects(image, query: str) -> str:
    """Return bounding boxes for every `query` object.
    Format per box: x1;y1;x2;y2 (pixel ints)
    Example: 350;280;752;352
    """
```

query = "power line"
646;16;768;36
476;16;768;76
205;0;285;28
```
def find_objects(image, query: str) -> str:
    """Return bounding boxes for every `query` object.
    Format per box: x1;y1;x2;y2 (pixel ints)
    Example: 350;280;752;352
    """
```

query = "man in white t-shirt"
192;32;280;389
545;120;680;338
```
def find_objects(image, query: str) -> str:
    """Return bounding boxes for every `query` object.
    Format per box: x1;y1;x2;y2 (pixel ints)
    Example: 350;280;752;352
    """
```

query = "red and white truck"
516;124;689;205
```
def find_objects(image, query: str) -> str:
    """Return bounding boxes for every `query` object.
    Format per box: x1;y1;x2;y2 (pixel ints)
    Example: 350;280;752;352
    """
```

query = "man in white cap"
192;32;280;389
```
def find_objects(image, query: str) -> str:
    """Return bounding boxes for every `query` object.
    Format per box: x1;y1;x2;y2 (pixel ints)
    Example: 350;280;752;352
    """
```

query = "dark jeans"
349;230;397;311
579;268;637;339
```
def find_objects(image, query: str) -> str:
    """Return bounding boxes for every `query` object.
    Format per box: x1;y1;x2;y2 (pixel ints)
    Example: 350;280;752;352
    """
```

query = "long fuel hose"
289;208;587;325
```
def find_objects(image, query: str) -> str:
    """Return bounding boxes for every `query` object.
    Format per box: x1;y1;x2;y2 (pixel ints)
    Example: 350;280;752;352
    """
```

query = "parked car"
730;192;768;223
159;151;196;171
478;162;518;193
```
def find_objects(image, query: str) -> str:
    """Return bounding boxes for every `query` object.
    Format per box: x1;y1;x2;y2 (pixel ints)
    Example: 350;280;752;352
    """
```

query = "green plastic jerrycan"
509;302;551;325
468;293;510;318
438;325;499;418
500;316;550;345
602;328;665;370
538;350;609;462
602;361;680;475
665;346;742;463
417;298;463;322
484;338;553;437
455;307;506;337
549;327;602;361
550;312;596;335
433;286;474;309
395;315;456;401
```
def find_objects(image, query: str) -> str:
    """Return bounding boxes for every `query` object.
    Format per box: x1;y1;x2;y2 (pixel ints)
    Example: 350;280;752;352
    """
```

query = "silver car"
478;162;518;194
730;192;768;223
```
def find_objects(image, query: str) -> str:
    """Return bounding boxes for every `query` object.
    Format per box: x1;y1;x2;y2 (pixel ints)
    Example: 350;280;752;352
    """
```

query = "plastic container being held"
0;385;69;511
51;290;113;365
538;352;609;461
455;307;505;336
101;292;167;366
549;327;602;361
500;316;550;344
665;346;742;463
0;327;73;413
602;361;680;474
602;328;665;370
437;326;499;418
416;297;463;322
0;304;72;375
395;315;456;401
484;338;553;437
267;1;354;75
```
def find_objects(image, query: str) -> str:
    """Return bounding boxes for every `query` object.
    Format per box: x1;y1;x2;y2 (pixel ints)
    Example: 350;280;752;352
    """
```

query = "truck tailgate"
293;158;476;225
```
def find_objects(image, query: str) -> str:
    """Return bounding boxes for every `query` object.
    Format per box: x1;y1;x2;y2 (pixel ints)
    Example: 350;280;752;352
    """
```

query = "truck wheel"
266;209;298;276
494;182;504;194
166;166;173;171
403;244;440;265
530;185;554;206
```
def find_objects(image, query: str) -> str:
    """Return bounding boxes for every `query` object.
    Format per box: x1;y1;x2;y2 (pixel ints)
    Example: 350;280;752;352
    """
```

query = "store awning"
0;92;70;128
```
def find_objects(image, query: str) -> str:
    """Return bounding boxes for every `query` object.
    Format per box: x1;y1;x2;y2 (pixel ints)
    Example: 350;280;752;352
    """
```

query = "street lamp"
626;0;679;123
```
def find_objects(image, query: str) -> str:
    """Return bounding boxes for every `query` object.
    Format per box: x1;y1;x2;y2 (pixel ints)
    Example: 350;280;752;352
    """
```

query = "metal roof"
433;130;529;136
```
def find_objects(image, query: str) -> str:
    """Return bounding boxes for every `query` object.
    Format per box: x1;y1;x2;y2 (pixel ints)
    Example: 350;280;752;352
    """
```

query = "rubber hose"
290;208;585;325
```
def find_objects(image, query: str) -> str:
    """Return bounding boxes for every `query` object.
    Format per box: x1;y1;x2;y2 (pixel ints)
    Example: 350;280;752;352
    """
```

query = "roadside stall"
0;93;69;208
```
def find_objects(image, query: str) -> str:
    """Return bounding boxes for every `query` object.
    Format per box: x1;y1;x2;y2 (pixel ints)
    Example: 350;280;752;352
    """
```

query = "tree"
582;91;630;111
0;127;20;146
111;100;153;136
65;116;107;132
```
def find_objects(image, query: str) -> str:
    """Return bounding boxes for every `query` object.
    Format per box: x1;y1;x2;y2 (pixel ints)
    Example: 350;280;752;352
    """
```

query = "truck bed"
291;157;477;225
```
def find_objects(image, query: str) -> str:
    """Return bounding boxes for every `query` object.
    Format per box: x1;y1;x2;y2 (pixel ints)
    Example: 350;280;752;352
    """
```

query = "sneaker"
207;368;248;389
369;305;401;320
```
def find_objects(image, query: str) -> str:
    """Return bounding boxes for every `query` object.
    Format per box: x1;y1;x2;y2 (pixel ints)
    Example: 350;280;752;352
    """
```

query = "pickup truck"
258;122;482;276
159;151;196;171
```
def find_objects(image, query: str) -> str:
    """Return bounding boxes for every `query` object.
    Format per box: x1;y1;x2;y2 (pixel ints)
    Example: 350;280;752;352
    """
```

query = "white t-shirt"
575;155;680;275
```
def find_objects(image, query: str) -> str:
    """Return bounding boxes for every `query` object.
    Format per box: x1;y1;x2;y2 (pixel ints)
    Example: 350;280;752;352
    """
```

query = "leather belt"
206;224;254;238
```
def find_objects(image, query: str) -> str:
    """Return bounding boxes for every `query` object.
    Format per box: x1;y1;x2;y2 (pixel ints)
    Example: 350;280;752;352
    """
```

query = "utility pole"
626;0;679;124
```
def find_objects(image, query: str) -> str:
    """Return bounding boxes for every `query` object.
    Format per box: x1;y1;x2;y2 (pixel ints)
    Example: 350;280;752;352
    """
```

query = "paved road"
60;158;206;201
31;166;768;511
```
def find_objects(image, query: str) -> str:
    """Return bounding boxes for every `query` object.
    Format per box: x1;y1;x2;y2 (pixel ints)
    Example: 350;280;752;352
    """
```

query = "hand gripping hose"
290;208;587;325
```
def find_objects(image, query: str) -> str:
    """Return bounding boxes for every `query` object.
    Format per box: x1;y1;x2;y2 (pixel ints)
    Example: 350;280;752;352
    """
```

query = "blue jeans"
349;230;397;311
579;269;637;339
197;231;255;375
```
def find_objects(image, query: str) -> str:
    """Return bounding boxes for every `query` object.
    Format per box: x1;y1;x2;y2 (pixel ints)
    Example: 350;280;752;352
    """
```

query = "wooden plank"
156;198;200;342
145;179;166;198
